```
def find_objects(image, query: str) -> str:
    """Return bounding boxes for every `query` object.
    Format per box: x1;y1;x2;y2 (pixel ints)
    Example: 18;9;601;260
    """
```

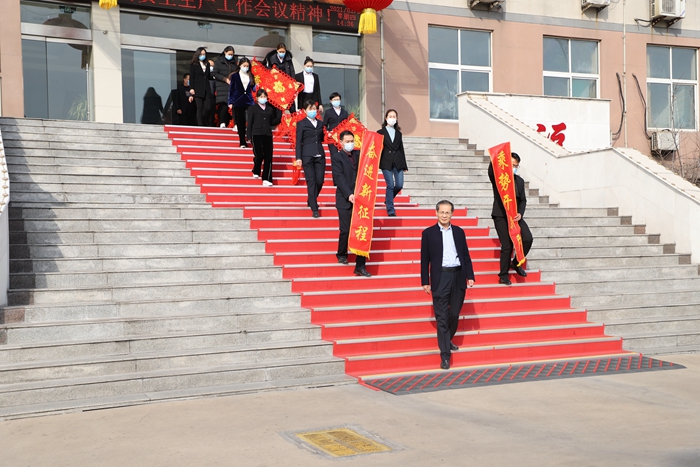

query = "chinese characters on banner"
119;0;359;32
488;142;526;267
250;58;303;111
536;122;567;146
348;131;384;258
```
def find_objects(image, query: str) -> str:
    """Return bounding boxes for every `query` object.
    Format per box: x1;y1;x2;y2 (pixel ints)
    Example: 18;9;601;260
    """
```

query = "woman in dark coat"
295;57;322;113
263;42;295;77
248;89;281;186
295;100;326;218
141;87;163;124
322;91;348;159
188;46;212;126
228;57;255;148
377;109;408;217
213;46;238;128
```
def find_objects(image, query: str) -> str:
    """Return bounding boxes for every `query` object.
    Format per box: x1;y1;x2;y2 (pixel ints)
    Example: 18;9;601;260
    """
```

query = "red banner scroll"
348;131;384;258
251;58;304;111
488;142;526;267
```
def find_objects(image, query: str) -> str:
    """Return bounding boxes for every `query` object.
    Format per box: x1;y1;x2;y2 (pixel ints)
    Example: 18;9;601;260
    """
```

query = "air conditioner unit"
651;0;686;25
469;0;502;10
651;131;679;152
582;0;610;12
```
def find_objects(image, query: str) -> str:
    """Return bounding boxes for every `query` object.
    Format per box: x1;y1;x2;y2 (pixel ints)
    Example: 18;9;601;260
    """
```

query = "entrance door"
121;48;176;124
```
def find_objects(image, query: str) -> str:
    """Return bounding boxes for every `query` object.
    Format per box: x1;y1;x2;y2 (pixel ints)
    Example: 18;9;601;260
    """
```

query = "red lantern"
343;0;393;34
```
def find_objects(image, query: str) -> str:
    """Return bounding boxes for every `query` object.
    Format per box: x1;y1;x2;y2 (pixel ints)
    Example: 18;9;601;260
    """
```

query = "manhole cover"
281;425;400;459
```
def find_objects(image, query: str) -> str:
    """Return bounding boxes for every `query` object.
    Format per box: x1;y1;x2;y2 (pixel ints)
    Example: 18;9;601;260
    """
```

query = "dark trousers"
433;269;466;362
194;92;211;126
177;111;196;126
217;103;231;127
233;106;248;145
493;216;533;279
252;134;273;182
302;156;325;212
336;204;367;268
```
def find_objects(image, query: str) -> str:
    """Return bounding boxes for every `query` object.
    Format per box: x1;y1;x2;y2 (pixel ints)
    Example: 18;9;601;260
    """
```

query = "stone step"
0;353;345;410
9;182;201;195
2;140;178;153
11;218;251;232
2;133;175;147
408;165;486;173
11;253;268;274
11;229;258;245
533;234;655;248
9;191;206;204
603;315;700;336
8;157;183;169
587;303;700;322
620;329;700;351
10;206;243;220
405;180;491;189
543;264;698;282
530;254;685;271
528;244;667;258
10;240;265;259
7;164;191;178
9;172;196;186
5;147;179;160
571;288;700;308
8;278;293;306
0;117;166;133
556;275;700;295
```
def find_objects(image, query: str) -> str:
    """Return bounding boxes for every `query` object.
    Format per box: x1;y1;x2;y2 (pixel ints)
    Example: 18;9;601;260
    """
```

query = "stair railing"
0;127;9;306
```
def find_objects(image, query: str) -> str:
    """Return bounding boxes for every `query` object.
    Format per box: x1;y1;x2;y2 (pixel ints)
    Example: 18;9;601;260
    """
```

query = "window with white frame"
428;26;491;120
543;37;599;98
647;45;697;130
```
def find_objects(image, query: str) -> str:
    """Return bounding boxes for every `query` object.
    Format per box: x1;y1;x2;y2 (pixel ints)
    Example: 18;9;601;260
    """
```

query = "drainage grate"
362;355;684;395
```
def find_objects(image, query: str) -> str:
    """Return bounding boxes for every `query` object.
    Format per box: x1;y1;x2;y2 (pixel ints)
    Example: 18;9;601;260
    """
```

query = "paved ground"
1;353;699;467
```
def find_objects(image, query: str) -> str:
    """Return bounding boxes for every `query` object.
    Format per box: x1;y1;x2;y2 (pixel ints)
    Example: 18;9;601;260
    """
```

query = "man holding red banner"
332;130;371;277
488;151;533;285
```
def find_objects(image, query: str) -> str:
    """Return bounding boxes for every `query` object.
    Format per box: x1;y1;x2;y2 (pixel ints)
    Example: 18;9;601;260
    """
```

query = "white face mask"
343;142;355;153
386;118;397;127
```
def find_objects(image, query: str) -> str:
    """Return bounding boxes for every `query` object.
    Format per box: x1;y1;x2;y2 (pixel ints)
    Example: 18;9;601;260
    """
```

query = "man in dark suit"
332;130;370;277
488;152;533;285
173;73;196;126
421;200;475;370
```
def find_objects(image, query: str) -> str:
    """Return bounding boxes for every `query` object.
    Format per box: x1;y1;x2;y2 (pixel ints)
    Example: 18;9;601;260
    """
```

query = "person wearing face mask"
322;92;348;159
188;47;213;126
488;152;533;285
295;100;326;218
174;73;196;126
213;46;238;128
247;89;281;187
295;57;322;114
228;57;256;148
332;130;371;277
264;43;295;78
377;109;408;217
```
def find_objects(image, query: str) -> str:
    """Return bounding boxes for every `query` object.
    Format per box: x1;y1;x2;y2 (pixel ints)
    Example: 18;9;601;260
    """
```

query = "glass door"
121;48;176;124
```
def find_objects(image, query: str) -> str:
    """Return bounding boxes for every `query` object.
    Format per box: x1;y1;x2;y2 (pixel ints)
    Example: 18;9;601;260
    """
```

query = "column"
0;0;24;117
288;23;313;78
91;1;123;123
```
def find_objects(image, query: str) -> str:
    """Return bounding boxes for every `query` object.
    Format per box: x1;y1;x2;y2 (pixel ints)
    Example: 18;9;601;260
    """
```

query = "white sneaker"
219;123;226;128
253;174;260;179
232;125;238;132
262;180;273;187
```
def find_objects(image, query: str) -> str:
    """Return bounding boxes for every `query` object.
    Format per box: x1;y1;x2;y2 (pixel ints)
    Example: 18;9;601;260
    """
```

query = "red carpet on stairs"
165;125;636;382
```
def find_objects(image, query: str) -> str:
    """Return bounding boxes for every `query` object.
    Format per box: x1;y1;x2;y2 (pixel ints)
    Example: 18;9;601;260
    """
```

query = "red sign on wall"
120;0;359;32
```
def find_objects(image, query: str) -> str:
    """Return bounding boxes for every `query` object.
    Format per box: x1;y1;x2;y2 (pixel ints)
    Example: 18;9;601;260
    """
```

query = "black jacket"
322;106;349;133
213;54;238;103
295;118;326;160
488;163;527;218
295;71;322;110
332;148;359;210
247;103;282;137
173;82;195;114
377;127;408;171
189;61;212;99
264;49;295;77
420;223;475;291
228;72;255;108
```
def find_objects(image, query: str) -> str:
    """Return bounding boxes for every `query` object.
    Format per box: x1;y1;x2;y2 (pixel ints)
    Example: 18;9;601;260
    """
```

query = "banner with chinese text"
251;58;303;111
488;142;526;267
348;131;384;258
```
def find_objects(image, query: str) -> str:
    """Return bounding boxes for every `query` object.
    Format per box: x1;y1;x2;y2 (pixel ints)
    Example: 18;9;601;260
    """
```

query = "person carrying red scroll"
487;147;533;285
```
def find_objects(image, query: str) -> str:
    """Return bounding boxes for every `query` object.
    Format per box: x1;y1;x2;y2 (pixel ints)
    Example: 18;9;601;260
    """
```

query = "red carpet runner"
165;125;635;382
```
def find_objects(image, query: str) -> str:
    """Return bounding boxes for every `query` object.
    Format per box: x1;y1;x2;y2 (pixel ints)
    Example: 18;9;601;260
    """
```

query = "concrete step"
543;264;698;282
8;157;184;169
11;229;258;245
587;303;700;322
531;254;686;271
571;288;700;308
620;329;700;352
7;164;191;178
2;133;176;147
528;244;667;258
9;206;243;220
11;218;251;232
533;234;656;248
2;140;178;153
556;276;700;295
603;315;700;336
5;148;180;161
0;117;168;134
9;191;206;204
9;172;196;185
8;182;201;195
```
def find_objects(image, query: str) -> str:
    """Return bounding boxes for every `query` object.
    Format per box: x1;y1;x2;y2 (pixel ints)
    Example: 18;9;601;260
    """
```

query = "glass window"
313;32;360;56
120;12;286;48
20;1;90;29
428;27;492;120
315;66;360;118
22;38;91;120
121;49;176;124
647;45;697;130
543;37;599;98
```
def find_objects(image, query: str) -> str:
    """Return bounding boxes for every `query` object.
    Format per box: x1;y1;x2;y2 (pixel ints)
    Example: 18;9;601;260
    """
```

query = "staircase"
0;117;351;420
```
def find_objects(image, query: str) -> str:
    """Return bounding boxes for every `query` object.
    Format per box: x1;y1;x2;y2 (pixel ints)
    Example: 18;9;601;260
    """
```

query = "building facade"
1;0;699;161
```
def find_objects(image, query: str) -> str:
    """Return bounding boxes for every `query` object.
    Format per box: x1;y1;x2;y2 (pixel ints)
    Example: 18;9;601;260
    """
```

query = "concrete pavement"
1;353;699;467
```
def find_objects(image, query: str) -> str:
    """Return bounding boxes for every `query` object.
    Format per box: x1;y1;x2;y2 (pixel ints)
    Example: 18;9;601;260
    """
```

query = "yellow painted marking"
295;428;392;457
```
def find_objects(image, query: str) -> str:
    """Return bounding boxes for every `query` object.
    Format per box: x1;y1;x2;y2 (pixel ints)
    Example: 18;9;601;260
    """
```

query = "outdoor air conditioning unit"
651;131;679;152
582;0;610;12
469;0;502;10
651;0;686;26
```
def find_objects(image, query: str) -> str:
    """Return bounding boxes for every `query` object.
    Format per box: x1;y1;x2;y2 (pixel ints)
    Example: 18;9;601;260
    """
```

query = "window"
20;0;91;29
647;45;697;130
313;32;360;56
428;26;491;120
543;37;599;98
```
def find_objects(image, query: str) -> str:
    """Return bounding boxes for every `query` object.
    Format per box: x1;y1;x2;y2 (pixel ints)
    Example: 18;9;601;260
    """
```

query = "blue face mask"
305;67;313;73
513;167;519;175
278;52;285;60
258;97;267;105
199;54;206;61
331;100;341;108
240;66;249;73
225;55;233;61
306;109;317;119
343;142;355;153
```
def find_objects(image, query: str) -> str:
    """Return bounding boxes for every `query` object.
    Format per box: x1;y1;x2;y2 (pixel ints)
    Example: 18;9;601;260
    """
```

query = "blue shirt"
386;126;396;142
440;224;461;267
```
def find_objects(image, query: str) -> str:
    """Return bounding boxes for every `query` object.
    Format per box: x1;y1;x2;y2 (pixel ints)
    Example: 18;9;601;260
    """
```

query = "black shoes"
312;211;320;218
512;261;527;277
354;268;372;277
450;342;459;351
440;360;450;370
388;213;396;217
337;256;349;265
498;277;512;285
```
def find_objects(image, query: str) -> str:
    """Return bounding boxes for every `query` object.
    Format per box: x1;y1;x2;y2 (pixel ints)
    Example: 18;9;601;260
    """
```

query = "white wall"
0;128;9;306
91;2;124;123
459;92;700;262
